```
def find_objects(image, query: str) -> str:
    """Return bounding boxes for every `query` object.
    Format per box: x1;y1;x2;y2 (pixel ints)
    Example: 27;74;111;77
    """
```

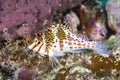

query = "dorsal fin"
76;33;89;41
50;22;72;32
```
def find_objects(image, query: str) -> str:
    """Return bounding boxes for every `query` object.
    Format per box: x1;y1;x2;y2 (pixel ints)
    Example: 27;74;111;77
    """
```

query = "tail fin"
93;42;109;57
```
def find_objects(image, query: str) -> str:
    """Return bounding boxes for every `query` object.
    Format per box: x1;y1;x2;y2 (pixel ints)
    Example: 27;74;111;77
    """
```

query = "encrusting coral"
0;0;120;80
0;0;83;40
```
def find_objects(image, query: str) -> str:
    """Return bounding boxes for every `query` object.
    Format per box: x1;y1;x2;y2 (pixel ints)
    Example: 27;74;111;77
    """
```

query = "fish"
28;23;108;66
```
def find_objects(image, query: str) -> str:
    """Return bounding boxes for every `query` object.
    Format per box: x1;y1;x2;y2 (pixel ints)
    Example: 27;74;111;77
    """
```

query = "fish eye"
37;42;40;44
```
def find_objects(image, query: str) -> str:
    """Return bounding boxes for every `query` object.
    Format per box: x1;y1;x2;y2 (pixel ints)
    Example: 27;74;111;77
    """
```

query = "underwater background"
0;0;120;80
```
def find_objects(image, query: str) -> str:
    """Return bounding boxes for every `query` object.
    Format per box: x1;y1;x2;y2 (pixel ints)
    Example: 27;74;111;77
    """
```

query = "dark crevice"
103;8;116;39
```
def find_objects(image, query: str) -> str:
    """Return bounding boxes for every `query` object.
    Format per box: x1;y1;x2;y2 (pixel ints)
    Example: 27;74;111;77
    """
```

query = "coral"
0;0;120;80
64;11;80;34
0;34;120;80
76;4;108;40
90;22;107;40
84;34;120;78
84;55;120;77
106;35;120;49
106;0;120;33
14;66;38;80
0;0;83;40
78;5;93;35
107;34;120;56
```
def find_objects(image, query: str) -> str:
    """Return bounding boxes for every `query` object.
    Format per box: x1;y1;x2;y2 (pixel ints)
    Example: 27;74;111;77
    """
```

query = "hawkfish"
28;23;108;66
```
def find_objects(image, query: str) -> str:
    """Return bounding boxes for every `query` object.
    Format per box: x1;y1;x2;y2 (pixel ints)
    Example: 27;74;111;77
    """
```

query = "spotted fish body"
28;23;108;66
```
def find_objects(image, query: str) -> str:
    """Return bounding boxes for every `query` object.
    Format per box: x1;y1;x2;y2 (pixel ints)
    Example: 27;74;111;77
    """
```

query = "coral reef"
14;66;38;80
90;22;107;40
0;0;83;40
64;11;80;34
0;34;120;80
0;0;120;80
106;0;120;33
